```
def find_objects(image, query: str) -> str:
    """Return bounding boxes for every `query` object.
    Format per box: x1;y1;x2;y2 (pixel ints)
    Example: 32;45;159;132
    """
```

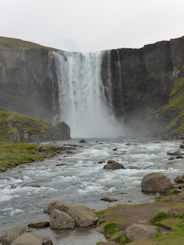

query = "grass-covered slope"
0;36;58;51
0;109;70;170
0;109;70;143
157;77;184;133
0;143;63;170
0;110;48;143
96;192;184;245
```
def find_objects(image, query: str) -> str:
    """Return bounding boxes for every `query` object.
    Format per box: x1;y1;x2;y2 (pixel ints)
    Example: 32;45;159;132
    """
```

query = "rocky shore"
2;170;184;245
0;198;98;245
95;171;184;245
1;138;184;245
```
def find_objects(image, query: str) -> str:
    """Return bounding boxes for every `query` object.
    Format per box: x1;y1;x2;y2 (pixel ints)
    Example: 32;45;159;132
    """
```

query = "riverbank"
96;180;184;245
0;143;64;171
0;138;184;244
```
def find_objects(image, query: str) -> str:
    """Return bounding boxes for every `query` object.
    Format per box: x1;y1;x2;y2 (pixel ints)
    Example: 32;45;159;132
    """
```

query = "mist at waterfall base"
53;51;124;138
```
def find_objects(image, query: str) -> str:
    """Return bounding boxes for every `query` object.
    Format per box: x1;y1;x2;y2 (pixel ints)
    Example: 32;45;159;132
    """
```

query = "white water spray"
53;51;123;138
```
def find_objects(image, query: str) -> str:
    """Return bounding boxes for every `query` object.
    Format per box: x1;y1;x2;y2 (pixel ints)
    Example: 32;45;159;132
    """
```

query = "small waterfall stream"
53;51;123;138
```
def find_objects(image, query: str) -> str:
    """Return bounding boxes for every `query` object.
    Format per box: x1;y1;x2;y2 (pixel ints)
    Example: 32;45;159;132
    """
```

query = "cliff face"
102;36;184;128
0;36;184;136
0;37;59;121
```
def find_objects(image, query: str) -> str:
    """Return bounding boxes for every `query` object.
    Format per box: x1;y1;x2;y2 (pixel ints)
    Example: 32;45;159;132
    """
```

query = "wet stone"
28;222;49;229
101;197;117;202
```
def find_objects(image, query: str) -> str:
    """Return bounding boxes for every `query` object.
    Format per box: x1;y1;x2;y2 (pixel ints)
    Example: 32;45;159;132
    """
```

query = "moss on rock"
157;77;184;133
0;109;70;143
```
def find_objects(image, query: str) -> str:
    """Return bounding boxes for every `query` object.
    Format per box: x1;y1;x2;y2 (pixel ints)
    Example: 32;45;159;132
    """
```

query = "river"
0;138;183;244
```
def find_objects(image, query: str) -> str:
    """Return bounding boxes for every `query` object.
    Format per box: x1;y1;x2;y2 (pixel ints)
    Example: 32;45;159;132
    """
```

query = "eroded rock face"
0;225;28;245
0;45;59;121
104;160;124;170
101;37;184;128
125;224;157;241
66;206;98;228
11;233;41;245
141;172;173;194
44;200;70;214
50;209;75;229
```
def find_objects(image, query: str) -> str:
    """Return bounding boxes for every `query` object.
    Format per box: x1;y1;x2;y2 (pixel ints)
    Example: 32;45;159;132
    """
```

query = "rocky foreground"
1;169;184;245
96;172;184;245
0;199;98;245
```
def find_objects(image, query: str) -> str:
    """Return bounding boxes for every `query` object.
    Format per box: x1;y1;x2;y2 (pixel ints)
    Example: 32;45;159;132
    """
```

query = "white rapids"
53;51;123;138
0;138;184;245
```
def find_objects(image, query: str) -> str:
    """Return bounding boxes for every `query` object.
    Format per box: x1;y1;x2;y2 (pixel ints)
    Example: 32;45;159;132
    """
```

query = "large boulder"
104;160;124;170
0;225;28;245
11;233;41;245
141;172;173;194
125;224;157;241
50;209;75;229
44;200;70;214
67;206;98;227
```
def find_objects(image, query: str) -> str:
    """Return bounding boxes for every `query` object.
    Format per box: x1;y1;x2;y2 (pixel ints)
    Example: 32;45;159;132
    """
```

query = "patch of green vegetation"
103;222;129;244
119;234;129;245
155;226;162;238
0;143;62;170
0;109;49;142
153;226;184;245
157;217;182;229
104;222;119;239
96;207;114;224
152;211;183;229
157;77;184;132
166;189;175;196
0;36;59;51
152;212;171;224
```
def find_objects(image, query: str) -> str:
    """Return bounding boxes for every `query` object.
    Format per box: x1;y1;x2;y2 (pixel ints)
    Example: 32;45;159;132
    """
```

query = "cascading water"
53;50;123;138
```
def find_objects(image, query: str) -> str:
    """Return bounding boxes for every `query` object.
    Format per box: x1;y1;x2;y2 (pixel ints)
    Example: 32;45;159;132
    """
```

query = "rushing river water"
0;138;184;244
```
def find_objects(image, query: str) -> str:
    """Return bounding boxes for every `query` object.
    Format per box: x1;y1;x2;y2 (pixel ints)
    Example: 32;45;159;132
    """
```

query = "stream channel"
0;138;183;244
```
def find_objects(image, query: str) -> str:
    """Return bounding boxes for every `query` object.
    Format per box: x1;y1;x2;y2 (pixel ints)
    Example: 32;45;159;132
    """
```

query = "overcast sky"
0;0;183;52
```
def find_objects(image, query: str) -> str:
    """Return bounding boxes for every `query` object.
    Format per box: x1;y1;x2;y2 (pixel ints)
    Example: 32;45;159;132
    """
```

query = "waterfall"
53;50;123;138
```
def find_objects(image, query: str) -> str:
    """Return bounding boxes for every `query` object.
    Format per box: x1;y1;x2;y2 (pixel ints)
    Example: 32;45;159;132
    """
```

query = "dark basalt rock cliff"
102;36;184;129
0;36;184;135
0;37;59;121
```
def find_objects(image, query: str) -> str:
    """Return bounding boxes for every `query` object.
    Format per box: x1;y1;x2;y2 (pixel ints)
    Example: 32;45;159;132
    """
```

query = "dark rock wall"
0;47;59;121
102;36;184;125
0;36;183;132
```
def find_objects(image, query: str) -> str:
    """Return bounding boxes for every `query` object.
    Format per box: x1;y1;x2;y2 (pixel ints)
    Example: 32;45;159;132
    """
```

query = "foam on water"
0;139;183;244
